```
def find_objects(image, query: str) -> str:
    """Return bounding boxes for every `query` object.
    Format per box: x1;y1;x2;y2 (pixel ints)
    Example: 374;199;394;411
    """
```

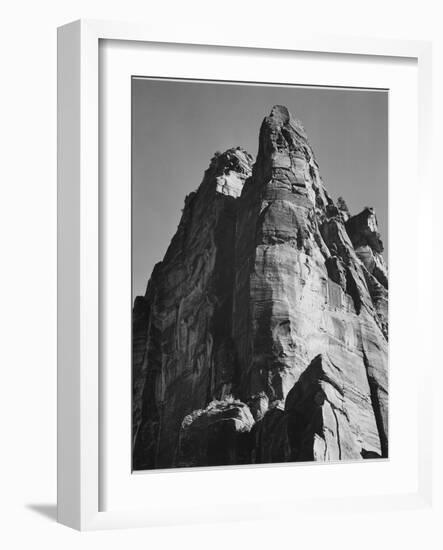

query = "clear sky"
132;78;388;299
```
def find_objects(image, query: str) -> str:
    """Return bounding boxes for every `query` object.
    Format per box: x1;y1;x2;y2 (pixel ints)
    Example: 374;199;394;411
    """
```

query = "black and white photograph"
131;78;389;471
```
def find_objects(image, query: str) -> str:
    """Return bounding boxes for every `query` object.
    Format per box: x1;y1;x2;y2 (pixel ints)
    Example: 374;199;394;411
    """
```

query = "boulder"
176;399;254;467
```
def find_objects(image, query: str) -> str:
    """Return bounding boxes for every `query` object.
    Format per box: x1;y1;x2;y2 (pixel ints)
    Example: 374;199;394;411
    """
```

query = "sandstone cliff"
132;105;388;470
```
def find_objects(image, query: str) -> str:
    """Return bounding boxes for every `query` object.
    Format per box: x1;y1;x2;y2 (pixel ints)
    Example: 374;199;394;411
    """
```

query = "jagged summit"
132;106;388;470
251;105;331;210
208;147;254;176
208;147;254;198
346;206;384;253
268;104;308;136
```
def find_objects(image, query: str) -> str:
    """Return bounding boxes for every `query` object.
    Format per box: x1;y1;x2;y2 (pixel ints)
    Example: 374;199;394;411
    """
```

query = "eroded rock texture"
133;106;388;470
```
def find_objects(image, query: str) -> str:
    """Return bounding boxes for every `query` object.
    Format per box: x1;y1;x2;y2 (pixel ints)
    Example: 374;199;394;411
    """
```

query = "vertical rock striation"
132;148;254;469
133;106;388;469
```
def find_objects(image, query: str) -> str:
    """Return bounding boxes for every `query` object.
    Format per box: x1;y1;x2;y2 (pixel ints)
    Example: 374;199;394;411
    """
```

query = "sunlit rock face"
132;106;388;470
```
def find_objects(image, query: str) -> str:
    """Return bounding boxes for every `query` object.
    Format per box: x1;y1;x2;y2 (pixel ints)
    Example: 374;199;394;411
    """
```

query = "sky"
132;78;388;299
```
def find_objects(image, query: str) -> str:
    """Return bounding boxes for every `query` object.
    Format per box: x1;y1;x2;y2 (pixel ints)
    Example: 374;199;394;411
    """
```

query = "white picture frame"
57;19;433;531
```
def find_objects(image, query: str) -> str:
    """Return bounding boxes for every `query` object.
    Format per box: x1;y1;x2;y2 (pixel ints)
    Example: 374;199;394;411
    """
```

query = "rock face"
133;106;388;470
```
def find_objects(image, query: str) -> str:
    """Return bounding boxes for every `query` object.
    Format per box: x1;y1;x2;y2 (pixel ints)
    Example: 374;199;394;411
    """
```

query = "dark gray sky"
132;78;388;299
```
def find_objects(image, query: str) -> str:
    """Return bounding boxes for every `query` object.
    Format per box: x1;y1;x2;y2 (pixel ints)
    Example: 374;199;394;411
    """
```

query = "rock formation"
132;105;388;470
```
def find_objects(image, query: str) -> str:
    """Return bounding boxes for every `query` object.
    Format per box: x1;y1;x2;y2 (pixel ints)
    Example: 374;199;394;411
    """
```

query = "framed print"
57;19;433;530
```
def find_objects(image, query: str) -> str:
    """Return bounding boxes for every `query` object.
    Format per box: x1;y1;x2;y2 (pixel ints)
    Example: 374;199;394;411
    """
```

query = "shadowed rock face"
132;106;388;470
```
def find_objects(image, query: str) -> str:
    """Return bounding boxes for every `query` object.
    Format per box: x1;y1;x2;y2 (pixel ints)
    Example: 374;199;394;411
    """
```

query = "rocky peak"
346;206;384;253
267;104;308;138
209;147;254;178
205;147;254;198
252;105;332;210
344;206;388;335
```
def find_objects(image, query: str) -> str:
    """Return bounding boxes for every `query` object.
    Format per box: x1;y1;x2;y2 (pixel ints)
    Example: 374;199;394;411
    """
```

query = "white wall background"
0;0;441;547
